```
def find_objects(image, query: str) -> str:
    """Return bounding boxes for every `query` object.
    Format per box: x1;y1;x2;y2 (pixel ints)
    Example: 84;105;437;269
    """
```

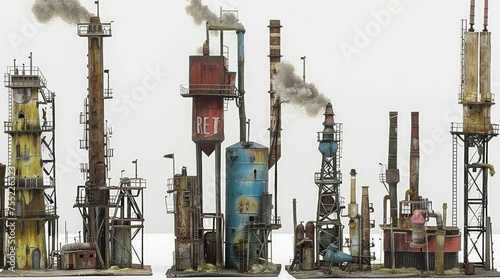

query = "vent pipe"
483;0;489;31
469;0;476;31
237;29;246;142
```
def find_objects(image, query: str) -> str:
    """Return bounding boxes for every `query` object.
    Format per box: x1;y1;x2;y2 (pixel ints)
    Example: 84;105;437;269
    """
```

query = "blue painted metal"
225;141;268;269
324;243;352;264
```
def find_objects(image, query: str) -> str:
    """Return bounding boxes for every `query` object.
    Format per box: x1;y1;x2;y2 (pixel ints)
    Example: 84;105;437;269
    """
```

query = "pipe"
203;22;209;55
350;169;357;204
483;0;489;31
469;0;475;31
470;163;495;176
237;29;246;142
443;203;447;230
383;195;390;225
427;210;443;230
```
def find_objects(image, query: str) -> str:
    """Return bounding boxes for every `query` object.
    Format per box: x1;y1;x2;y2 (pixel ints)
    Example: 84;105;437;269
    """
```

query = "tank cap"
242;141;253;148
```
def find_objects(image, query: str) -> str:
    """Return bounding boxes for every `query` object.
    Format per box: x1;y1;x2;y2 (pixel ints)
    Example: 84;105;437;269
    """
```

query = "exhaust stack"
387;112;399;226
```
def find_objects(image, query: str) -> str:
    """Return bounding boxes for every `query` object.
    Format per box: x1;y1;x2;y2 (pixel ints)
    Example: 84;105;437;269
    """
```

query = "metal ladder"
7;88;12;168
238;231;248;272
451;134;458;227
192;208;200;268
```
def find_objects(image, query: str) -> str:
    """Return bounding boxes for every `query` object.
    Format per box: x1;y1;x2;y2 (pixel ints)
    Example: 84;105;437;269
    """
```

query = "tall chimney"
483;0;489;31
361;186;371;270
409;112;419;202
237;29;246;142
348;169;360;263
387;112;399;226
268;20;282;168
78;15;112;269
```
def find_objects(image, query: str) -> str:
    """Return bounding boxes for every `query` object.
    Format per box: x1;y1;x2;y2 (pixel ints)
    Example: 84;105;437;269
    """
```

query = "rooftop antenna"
95;1;100;17
469;0;475;32
483;0;489;31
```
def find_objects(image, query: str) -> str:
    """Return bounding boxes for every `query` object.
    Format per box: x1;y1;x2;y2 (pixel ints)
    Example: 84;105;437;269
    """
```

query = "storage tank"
225;141;268;269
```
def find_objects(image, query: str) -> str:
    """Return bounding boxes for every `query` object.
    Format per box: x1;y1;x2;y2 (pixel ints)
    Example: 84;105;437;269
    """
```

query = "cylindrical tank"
225;141;268;269
410;209;426;248
301;221;315;271
111;220;131;267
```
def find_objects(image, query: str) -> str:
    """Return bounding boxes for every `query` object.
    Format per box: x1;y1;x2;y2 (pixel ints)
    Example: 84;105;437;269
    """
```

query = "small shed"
61;242;97;270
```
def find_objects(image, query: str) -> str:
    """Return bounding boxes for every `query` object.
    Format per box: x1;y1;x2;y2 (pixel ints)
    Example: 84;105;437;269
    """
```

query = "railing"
104;88;113;99
166;178;174;193
314;171;342;184
4;66;47;88
120;178;147;189
77;22;112;37
459;92;495;103
399;200;433;221
4;120;54;133
15;176;54;188
165;192;176;214
4;205;56;218
451;122;499;135
180;84;238;97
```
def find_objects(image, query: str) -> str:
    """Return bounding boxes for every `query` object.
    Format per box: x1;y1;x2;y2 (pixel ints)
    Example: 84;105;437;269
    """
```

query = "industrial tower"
73;16;112;269
451;1;497;268
2;56;58;269
315;103;344;266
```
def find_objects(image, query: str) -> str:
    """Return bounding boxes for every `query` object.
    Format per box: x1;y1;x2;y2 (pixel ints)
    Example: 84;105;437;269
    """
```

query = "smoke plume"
32;0;93;25
274;62;331;117
185;0;242;27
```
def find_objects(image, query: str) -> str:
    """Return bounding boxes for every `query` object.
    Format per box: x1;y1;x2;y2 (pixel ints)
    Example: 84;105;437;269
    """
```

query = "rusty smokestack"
79;15;112;268
483;0;489;31
237;29;246;142
348;169;360;263
361;186;371;269
387;112;399;227
269;19;282;169
409;112;419;202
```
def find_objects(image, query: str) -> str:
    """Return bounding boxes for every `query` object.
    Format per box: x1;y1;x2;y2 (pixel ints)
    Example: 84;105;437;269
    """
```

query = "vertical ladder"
7;88;12;168
451;134;458;227
192;208;200;267
238;230;248;272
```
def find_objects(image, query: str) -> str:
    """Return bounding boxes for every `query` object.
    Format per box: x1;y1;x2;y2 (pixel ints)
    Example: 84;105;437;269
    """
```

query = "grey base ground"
286;264;500;278
0;265;152;277
166;264;281;278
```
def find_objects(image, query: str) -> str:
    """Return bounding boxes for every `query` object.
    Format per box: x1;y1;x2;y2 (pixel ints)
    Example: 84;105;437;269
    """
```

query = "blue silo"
225;141;269;269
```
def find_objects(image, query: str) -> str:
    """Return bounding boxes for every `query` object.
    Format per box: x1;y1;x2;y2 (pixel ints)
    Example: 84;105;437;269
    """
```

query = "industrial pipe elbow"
428;210;443;230
470;163;495;176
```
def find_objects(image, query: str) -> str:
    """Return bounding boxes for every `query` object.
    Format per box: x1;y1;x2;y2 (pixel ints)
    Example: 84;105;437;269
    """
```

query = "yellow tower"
4;58;57;270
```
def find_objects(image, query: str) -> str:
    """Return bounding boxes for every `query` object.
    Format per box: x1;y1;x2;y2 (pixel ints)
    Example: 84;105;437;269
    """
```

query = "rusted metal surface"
187;56;234;155
78;16;111;269
61;243;96;270
409;112;419;202
9;74;47;269
361;186;371;269
268;19;282;169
